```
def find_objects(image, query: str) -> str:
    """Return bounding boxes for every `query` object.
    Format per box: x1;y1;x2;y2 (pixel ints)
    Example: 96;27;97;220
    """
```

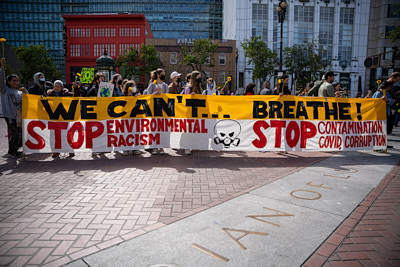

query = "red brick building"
63;14;153;84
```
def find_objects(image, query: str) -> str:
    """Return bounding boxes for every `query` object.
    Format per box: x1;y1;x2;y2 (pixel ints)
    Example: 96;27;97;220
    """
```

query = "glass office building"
0;0;223;76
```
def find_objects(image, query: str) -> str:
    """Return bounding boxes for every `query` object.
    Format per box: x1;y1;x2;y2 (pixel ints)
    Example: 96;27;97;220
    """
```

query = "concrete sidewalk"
1;116;399;267
67;133;400;266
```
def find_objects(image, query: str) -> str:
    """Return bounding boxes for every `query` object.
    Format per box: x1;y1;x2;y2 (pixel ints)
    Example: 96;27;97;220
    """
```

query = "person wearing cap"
168;71;182;94
318;71;335;97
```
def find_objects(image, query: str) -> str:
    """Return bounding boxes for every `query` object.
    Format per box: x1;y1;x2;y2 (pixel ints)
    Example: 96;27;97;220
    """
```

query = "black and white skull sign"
213;120;241;148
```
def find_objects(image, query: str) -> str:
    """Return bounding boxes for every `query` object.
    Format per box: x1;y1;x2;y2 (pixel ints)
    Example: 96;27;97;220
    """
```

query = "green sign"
80;67;94;83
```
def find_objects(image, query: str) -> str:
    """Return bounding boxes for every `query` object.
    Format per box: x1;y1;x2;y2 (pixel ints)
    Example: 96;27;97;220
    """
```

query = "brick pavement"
303;163;400;267
0;119;330;266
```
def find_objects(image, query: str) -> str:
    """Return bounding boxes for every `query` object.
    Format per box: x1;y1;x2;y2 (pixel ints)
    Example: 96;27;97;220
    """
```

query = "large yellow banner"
22;94;387;153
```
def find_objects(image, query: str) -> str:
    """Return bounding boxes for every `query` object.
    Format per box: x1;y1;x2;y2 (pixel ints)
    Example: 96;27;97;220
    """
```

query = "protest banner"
22;94;387;153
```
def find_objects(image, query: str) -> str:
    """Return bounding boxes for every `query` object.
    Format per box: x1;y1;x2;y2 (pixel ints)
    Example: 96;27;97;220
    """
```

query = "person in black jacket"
87;73;105;97
28;72;51;96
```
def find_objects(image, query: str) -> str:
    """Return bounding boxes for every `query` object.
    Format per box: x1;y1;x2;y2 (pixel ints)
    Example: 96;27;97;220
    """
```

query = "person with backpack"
306;75;325;96
202;78;221;95
168;71;182;94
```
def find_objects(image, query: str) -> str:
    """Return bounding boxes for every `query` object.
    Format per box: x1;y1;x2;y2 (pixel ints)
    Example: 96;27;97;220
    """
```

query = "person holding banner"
276;75;291;96
244;83;256;95
202;77;221;95
181;71;204;155
110;74;123;96
373;81;395;136
168;71;182;94
87;73;105;97
146;68;169;155
29;72;50;96
146;68;169;95
0;58;28;158
318;71;335;97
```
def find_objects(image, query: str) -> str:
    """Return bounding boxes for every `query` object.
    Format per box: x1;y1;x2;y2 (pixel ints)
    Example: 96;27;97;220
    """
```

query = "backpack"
307;80;323;96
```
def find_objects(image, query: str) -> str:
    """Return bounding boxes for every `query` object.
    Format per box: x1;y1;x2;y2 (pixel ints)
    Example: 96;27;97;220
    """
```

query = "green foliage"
14;44;61;85
181;39;218;77
4;62;15;78
116;45;162;81
283;40;327;87
116;46;141;80
241;36;276;82
140;44;162;81
386;26;400;43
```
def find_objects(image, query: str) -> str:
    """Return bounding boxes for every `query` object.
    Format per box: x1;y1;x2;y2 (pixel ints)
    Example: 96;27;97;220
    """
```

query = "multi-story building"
366;0;400;90
145;38;236;90
223;0;371;97
0;0;223;78
63;14;153;84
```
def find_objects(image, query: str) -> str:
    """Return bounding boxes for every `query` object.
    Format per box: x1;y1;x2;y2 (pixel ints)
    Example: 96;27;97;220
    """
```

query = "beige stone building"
146;39;236;92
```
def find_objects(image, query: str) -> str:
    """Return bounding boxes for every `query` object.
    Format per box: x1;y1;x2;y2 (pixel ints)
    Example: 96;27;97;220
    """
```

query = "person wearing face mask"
146;68;169;95
146;68;168;155
87;73;106;97
1;58;29;158
168;71;182;94
202;77;220;95
110;73;124;96
29;72;50;96
181;71;203;155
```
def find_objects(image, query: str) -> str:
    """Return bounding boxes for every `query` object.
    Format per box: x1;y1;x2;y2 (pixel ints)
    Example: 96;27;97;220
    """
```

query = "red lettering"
140;134;148;145
252;120;269;148
115;120;124;133
141;119;150;132
48;121;68;149
25;121;46;150
271;121;286;148
149;133;160;145
108;135;117;147
201;119;208;133
300;121;317;148
86;121;104;148
126;134;134;146
106;120;114;133
67;122;84;149
193;120;200;133
286;121;300;148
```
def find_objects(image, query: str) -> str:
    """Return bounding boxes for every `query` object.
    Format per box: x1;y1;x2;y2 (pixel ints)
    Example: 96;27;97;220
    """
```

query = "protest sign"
22;94;387;153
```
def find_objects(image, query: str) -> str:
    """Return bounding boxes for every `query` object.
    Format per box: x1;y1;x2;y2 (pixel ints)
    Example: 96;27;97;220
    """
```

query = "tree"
14;44;61;86
116;46;141;80
116;44;162;82
181;39;218;78
283;40;327;90
387;26;400;43
241;36;277;83
139;44;162;82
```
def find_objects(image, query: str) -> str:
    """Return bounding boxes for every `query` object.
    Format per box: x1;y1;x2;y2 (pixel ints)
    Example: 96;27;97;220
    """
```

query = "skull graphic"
213;120;241;148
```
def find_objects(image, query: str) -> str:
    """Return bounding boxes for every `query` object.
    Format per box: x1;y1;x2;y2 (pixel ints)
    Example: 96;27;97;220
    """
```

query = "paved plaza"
0;118;399;266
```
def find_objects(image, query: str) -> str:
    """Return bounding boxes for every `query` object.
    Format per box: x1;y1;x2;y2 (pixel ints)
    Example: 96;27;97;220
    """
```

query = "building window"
156;51;161;61
386;26;398;39
239;72;244;88
384;47;394;60
70;44;90;57
252;3;268;42
119;44;139;55
388;4;400;18
219;72;225;84
170;52;177;64
94;28;116;37
70;28;90;38
319;7;334;64
294;5;314;44
338;7;354;66
119;27;141;37
94;44;116;57
204;71;210;79
219;53;226;65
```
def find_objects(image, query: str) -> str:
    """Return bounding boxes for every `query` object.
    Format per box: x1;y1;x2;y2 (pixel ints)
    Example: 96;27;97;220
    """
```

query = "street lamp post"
276;0;288;73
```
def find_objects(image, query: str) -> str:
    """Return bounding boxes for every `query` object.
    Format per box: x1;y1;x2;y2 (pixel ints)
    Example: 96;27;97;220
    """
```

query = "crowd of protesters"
1;56;399;158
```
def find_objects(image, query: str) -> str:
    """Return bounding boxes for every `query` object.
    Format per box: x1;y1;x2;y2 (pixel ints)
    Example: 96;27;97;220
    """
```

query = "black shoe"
9;152;22;158
387;145;394;148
